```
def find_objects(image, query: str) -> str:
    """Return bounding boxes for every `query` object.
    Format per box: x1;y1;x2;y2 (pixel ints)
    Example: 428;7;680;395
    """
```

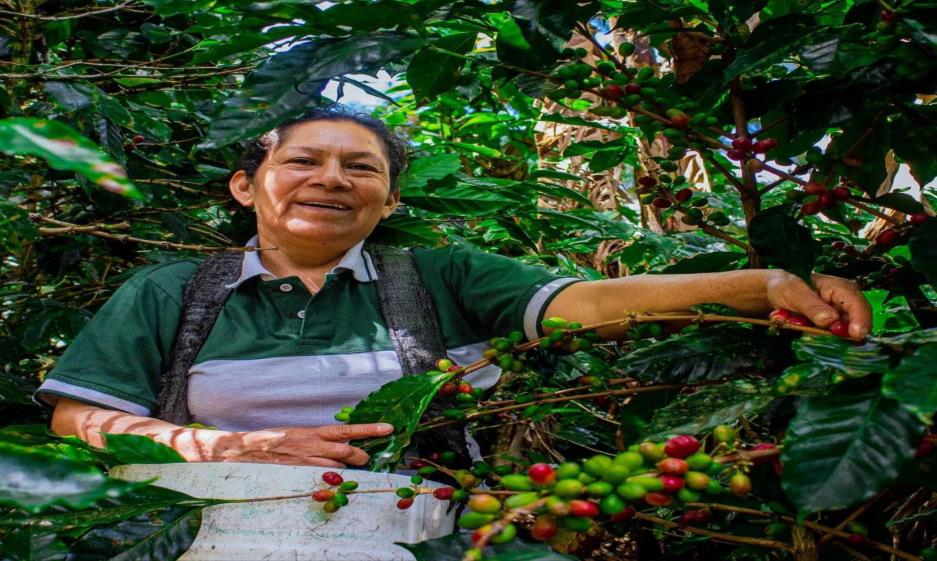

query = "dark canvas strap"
367;244;472;467
155;251;243;425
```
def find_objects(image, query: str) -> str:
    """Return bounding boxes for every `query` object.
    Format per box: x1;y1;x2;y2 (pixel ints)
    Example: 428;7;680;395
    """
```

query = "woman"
40;108;871;468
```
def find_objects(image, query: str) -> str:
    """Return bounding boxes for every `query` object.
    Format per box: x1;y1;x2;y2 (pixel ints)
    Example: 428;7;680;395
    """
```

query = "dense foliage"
1;0;936;560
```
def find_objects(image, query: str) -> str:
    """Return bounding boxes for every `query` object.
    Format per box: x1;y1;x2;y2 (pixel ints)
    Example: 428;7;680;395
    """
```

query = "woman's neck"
256;236;351;294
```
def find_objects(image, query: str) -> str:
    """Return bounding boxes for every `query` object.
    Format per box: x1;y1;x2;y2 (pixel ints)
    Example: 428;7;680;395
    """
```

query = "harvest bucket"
110;463;457;561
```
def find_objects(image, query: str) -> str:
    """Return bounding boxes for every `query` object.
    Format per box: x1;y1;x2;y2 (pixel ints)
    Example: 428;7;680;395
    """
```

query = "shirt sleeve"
34;261;194;416
414;243;581;341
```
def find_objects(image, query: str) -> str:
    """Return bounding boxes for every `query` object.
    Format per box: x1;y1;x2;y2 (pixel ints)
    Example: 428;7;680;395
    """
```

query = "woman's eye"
289;158;316;165
348;163;376;171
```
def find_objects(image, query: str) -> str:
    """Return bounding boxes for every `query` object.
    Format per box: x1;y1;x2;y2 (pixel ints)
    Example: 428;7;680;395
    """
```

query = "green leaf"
403;184;519;216
0;485;201;534
870;193;925;215
724;15;815;81
781;384;922;513
398;533;576;561
66;504;202;561
203;34;425;148
0;201;40;253
103;434;187;464
0;118;139;198
881;343;937;425
348;370;454;470
407;33;476;101
644;380;776;439
397;154;462;191
909;219;937;286
618;325;784;383
749;204;818;281
793;335;891;379
369;214;442;246
0;442;141;513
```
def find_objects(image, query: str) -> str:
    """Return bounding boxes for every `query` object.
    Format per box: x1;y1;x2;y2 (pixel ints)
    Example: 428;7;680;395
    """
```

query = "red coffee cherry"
909;213;929;225
638;176;657;187
569;500;600;518
659;474;685;493
803;181;827;195
731;136;753;151
312;490;335;502
433;487;455;500
752;138;776;153
829;320;850;338
602;85;624;100
832;186;851;200
657;457;690;475
528;463;556;485
876;229;899;248
396;497;414;510
675;188;693;202
664;435;700;459
322;471;344;486
644;492;673;507
531;514;558;541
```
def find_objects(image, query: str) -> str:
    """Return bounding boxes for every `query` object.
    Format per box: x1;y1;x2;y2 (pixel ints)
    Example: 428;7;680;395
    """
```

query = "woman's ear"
381;189;401;219
229;170;254;208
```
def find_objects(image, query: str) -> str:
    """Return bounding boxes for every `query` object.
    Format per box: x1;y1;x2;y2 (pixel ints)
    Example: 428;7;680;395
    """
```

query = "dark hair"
237;105;409;192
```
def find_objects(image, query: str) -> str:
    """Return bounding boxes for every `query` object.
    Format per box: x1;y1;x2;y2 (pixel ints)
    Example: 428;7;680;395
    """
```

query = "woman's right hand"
212;423;395;468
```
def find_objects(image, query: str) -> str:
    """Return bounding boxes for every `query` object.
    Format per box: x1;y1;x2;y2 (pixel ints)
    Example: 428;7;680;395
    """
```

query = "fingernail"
816;312;835;323
378;423;395;432
854;324;868;338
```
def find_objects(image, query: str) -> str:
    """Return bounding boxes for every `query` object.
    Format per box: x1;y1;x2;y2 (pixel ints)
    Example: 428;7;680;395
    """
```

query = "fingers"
784;279;840;327
314;423;395;442
310;440;371;466
815;275;872;338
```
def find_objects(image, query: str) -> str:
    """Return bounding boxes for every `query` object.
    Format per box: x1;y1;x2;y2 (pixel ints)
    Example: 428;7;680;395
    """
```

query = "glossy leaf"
0;119;139;198
644;380;776;439
0;442;141;513
203;34;425;148
881;343;937;425
397;154;462;191
782;384;922;513
618;325;785;383
407;33;476;101
403;184;519;216
749;204;817;282
66;504;202;561
792;335;891;379
349;370;455;470
103;434;187;465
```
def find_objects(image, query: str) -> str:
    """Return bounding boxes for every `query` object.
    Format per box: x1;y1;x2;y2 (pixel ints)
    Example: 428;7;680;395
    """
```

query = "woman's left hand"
765;271;871;339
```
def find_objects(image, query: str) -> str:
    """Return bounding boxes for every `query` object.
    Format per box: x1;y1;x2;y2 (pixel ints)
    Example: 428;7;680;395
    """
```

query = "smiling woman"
38;106;871;469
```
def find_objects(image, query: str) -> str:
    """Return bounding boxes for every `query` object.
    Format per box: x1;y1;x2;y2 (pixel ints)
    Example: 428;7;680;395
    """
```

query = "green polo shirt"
35;241;579;431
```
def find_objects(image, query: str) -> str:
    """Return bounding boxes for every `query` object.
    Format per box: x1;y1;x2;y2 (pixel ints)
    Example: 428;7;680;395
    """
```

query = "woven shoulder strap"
155;251;243;425
367;244;472;466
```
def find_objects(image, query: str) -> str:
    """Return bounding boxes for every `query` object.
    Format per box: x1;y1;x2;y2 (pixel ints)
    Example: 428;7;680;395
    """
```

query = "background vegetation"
0;0;935;560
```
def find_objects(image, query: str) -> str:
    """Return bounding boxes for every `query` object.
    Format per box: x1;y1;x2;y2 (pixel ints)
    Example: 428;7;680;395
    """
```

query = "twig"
0;1;138;21
685;503;923;561
818;491;886;545
845;198;904;225
634;511;796;553
30;213;268;253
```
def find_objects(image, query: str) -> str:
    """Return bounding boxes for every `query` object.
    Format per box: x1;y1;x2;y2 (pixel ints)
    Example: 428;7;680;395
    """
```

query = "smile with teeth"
297;202;351;210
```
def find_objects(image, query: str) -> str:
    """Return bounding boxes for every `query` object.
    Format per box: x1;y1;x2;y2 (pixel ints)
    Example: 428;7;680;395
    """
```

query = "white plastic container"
110;463;457;561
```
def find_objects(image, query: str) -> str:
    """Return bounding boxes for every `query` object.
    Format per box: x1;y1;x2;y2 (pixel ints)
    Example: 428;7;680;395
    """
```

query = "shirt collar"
225;236;378;289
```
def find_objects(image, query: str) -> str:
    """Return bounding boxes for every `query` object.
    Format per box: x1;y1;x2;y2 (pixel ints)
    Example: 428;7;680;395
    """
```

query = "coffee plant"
1;0;936;560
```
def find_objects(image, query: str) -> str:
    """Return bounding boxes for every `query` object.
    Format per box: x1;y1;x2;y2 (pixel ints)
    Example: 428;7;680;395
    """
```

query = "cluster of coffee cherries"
123;133;145;152
311;471;360;513
453;433;754;548
770;307;852;339
726;134;778;162
534;317;601;353
635;174;729;227
874;211;931;250
790;181;853;217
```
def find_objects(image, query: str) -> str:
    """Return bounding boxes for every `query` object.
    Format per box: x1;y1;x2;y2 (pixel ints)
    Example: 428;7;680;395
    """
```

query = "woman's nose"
309;158;351;189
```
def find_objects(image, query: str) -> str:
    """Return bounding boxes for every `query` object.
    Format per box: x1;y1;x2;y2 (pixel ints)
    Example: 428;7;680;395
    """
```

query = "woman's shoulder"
119;258;204;304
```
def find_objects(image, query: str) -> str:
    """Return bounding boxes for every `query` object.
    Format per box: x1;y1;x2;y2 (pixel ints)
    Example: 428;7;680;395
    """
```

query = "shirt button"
297;310;306;319
279;283;293;293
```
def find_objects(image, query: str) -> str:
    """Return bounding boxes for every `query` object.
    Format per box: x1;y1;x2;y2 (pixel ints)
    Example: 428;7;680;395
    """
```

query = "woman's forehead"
278;120;384;156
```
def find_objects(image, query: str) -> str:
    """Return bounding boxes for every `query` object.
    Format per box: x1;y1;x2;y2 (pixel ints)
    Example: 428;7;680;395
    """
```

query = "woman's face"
230;120;399;252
